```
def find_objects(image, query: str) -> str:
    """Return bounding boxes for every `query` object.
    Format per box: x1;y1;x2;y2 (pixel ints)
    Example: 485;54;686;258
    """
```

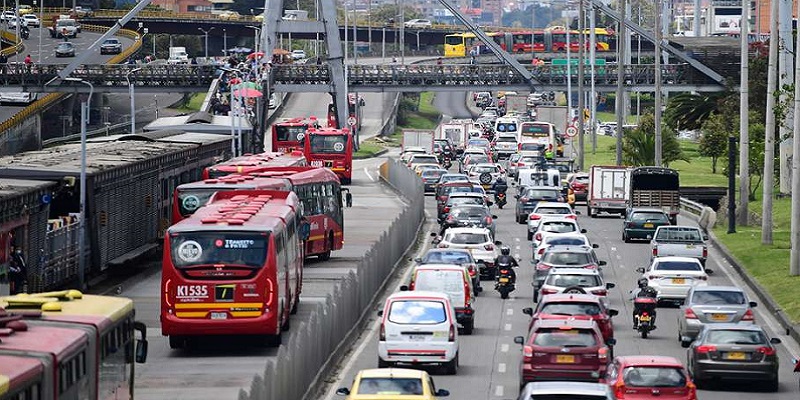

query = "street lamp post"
126;68;142;135
63;78;93;291
35;0;42;64
246;26;260;56
198;27;215;59
223;28;227;55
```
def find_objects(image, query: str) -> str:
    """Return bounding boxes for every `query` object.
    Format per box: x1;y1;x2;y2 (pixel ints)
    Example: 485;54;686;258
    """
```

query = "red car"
568;172;590;202
606;356;697;400
514;319;614;384
524;293;619;341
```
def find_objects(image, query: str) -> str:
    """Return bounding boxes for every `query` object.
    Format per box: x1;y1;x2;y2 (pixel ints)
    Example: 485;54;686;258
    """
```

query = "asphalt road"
322;177;800;400
432;91;476;120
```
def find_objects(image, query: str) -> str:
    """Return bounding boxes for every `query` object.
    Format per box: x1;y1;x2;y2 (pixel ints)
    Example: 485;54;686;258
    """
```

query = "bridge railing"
0;30;24;57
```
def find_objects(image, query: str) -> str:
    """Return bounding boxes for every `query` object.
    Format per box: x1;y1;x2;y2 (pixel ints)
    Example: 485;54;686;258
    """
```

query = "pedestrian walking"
8;245;27;295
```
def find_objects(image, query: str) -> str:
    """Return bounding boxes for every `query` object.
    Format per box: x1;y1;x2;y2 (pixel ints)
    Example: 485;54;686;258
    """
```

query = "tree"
622;114;688;166
368;5;421;24
664;92;727;131
699;113;732;173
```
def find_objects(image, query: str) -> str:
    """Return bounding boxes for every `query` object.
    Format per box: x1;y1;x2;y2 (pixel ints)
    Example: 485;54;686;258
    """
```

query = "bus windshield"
445;35;465;46
275;125;307;142
177;190;213;217
170;232;269;268
310;134;348;154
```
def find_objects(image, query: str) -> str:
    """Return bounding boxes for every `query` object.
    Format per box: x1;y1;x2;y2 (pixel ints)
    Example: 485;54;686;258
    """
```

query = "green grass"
176;93;205;111
595;111;638;124
353;140;386;159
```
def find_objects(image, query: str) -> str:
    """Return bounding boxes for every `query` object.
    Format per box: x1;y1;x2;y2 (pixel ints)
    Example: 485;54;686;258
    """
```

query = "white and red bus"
251;166;345;259
202;151;307;179
327;93;364;132
270;116;321;153
161;190;304;348
172;174;291;225
303;127;354;185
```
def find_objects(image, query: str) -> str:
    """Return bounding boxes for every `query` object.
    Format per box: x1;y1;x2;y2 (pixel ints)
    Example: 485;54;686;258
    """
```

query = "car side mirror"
492;215;498;219
592;244;599;248
522;307;533;316
636;267;646;273
414;257;422;263
477;286;483;292
494;240;503;245
514;194;520;199
377;310;383;316
704;268;714;274
435;389;450;397
488;201;494;206
749;301;758;308
608;309;619;317
606;282;616;289
513;336;525;345
575;210;582;215
598;260;607;266
680;337;693;348
430;232;438;237
605;338;617;346
336;388;351;395
399;285;409;291
133;322;148;364
770;337;782;344
703;235;709;241
432;237;441;245
580;229;587;233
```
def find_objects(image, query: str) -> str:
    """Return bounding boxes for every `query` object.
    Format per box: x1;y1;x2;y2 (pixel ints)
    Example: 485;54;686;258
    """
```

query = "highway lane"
433;91;476;120
323;175;800;400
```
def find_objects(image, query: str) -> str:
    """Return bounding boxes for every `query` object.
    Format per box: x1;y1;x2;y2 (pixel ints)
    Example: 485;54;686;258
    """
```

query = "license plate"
725;351;746;360
686;244;696;249
672;278;686;284
643;223;654;228
210;312;228;320
711;313;728;321
556;354;575;363
407;335;426;341
639;315;652;322
499;277;510;283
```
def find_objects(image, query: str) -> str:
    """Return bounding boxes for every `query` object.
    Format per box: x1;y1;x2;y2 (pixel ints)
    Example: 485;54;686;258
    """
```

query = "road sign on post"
347;116;357;127
566;125;578;137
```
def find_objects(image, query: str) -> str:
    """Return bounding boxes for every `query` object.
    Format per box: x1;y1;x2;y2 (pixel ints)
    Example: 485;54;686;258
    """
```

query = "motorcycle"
633;297;657;339
20;29;29;40
495;262;515;299
495;192;507;209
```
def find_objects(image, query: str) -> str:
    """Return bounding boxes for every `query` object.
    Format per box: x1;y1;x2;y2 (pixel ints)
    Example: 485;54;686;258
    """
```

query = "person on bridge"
23;54;32;72
0;53;7;74
8;244;27;295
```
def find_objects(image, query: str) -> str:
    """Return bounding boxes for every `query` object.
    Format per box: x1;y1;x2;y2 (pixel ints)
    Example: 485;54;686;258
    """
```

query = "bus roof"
250;166;341;186
1;290;134;332
0;355;42;396
169;190;300;233
177;175;290;191
0;321;87;359
308;127;352;135
212;151;306;167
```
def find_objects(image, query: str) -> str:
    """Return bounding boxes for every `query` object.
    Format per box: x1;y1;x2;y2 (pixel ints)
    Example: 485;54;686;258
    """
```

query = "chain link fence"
238;158;423;400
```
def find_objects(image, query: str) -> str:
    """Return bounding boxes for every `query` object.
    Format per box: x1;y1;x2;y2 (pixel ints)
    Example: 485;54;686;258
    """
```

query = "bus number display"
310;160;324;167
177;285;209;298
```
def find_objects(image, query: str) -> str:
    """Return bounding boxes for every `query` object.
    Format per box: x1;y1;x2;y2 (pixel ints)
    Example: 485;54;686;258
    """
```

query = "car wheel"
168;335;185;349
444;353;458;375
766;377;779;392
527;231;533;241
533;289;539;303
623;231;630;243
463;320;474;335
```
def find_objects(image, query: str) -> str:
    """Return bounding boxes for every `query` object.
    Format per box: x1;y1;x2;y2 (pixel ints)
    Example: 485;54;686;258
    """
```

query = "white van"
378;291;459;374
517;168;561;188
494;116;520;138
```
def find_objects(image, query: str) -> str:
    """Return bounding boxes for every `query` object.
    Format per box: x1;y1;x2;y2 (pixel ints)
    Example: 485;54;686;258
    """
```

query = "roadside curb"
353;148;388;160
706;229;798;342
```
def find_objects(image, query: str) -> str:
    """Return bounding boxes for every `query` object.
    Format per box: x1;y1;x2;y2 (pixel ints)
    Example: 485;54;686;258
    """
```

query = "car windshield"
451;207;488;219
414;270;466;300
448;197;482;207
533;328;597;347
706;329;767;345
422;251;472;264
632;212;669;222
655;227;702;242
441;175;467;183
623;367;687;388
546;237;587;246
495;123;517;133
574;175;589;184
536;207;572;215
546;274;601;288
540;302;601;316
387;300;447;324
655;261;702;271
411;156;438;164
541;222;578;233
542;252;591;265
421;170;446;178
467;155;489;163
691;290;746;305
525;189;560;200
468;139;490;147
103;39;119;44
446;232;488;245
356;378;424;395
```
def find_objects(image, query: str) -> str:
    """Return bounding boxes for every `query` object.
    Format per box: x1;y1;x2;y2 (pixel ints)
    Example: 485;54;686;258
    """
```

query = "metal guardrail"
0;30;24;56
679;196;717;231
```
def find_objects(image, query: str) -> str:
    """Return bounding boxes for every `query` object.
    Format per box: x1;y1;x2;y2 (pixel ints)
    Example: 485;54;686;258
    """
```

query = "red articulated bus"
270;116;321;153
251;167;344;260
202;151;307;179
303;127;354;185
172;174;291;225
161;190;304;348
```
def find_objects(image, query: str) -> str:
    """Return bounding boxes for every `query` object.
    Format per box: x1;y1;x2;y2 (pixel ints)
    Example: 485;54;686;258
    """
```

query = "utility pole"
654;0;663;167
738;0;749;226
590;4;597;154
779;0;793;150
790;0;800;275
762;0;779;245
615;0;625;165
577;0;585;172
400;3;405;63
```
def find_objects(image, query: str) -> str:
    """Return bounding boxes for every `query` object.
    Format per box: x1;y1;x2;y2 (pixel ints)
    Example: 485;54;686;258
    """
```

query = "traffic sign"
347;116;357;126
566;126;578;137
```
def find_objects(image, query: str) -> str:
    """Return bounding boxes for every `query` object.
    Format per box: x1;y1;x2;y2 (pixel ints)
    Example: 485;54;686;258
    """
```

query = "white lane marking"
611;247;617;251
515;245;521;250
616;254;623;260
501;343;509;352
514;253;521;259
504;323;512;331
515;237;520;242
506;308;513;316
363;167;374;182
494;385;504;397
498;363;507;373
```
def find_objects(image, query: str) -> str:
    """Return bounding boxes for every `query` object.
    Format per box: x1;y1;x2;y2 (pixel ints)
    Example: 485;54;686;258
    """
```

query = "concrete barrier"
237;158;425;400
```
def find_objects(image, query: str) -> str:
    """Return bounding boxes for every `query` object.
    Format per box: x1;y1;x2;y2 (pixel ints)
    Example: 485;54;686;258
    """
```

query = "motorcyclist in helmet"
494;246;518;284
631;277;658;328
491;176;508;195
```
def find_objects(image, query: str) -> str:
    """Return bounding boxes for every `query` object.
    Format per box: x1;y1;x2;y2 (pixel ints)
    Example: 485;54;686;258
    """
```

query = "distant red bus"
161;190;304;348
202;151;307;179
251;167;344;259
327;93;364;132
303;127;354;185
270;116;321;153
172;174;291;225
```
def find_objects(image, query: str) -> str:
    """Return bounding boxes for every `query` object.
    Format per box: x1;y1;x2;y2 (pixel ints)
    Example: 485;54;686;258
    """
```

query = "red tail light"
468;265;477;277
565;214;577;219
438;243;449;248
464;281;471;305
685;308;698;319
522;345;533;361
409;281;415;290
702;247;708;258
520;197;529;202
591;289;607;296
641;311;649;317
758;346;777;356
379;324;386;341
448;324;455;342
696;345;717;354
598;346;609;361
484;244;494;251
537;248;545;255
584;264;597;270
541;288;558;295
742;309;755;321
652;247;658;257
485;216;493;224
535;233;542;241
443;206;450;213
536;263;551;271
687;382;697;400
613;381;626;399
625;222;633;228
529;214;541;220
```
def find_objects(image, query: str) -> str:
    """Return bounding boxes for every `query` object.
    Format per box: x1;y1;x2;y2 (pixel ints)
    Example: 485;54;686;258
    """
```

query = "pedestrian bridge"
0;63;725;94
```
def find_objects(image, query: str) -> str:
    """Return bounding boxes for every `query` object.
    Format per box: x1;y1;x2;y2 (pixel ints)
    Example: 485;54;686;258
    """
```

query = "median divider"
238;158;425;400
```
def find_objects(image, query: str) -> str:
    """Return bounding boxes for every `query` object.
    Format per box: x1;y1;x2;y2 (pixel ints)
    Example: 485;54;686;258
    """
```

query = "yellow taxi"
414;163;441;176
17;5;33;14
336;368;450;399
218;10;241;20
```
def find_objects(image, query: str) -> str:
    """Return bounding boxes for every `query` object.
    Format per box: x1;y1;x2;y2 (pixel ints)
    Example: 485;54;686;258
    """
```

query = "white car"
531;218;585;246
539;268;615;298
404;19;432;29
378;290;459;374
533;233;593;262
407;153;440;168
527;202;577;240
467;163;503;187
7;16;25;29
636;256;712;303
291;49;306;60
22;14;39;27
400;148;428;164
435;227;499;278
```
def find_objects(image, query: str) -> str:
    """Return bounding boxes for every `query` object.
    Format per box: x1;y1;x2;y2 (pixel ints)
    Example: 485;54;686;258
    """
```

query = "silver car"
678;285;757;342
538;268;615;299
518;381;614;400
